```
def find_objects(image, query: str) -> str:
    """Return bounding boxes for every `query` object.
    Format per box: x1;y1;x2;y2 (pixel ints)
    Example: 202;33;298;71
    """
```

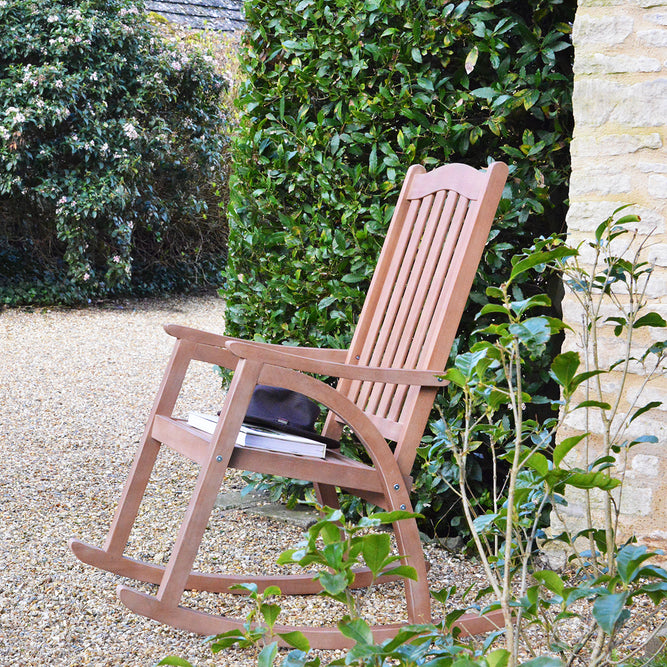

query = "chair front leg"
149;357;263;609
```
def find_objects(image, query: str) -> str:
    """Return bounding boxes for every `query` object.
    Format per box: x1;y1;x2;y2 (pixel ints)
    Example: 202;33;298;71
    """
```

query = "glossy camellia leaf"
338;616;374;645
533;569;565;596
592;592;628;635
279;631;311;653
361;532;392;575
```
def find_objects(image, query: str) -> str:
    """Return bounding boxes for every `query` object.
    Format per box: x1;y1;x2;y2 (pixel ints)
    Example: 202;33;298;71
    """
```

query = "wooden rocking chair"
70;161;509;649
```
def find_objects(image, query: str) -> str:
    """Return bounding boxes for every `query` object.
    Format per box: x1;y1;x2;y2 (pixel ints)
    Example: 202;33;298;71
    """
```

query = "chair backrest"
335;162;508;476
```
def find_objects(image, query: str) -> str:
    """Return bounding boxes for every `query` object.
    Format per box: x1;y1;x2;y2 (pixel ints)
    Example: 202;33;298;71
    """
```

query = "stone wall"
554;0;667;552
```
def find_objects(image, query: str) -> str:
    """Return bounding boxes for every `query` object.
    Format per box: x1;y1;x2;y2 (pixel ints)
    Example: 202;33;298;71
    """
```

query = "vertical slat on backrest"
380;193;470;421
363;190;456;415
356;190;446;414
337;162;508;463
336;165;426;409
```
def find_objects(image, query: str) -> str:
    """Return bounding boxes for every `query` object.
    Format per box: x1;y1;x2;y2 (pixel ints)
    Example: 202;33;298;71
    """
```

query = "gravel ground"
0;294;494;667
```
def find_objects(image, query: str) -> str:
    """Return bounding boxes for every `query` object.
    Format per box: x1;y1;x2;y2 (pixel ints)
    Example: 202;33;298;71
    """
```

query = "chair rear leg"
314;482;340;509
392;513;432;624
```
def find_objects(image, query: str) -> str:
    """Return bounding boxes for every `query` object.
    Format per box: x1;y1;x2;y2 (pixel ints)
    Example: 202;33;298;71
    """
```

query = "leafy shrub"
0;0;230;305
225;0;574;533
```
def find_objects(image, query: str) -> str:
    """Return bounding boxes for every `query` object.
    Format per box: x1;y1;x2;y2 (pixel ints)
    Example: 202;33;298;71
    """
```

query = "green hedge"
0;0;230;305
225;0;574;531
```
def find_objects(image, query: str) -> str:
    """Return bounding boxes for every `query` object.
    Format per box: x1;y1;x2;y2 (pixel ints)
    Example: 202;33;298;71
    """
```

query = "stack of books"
185;412;328;459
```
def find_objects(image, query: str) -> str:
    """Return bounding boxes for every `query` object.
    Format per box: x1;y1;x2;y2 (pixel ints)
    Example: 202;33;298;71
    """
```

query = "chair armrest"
164;324;348;363
225;340;447;387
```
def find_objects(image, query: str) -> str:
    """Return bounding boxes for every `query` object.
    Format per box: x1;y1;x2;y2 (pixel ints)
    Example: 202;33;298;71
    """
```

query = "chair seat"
153;415;385;495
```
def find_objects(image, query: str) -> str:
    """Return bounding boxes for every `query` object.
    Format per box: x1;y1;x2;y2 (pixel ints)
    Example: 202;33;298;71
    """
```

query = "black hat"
244;385;339;448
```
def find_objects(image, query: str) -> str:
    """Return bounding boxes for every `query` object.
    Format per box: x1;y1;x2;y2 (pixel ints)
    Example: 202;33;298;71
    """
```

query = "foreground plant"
158;508;422;667
430;208;667;665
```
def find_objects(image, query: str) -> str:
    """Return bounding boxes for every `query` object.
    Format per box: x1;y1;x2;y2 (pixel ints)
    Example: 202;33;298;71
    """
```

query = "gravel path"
0;294;489;667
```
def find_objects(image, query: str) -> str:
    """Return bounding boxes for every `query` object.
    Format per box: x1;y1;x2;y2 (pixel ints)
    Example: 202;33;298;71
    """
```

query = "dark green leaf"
381;565;419;581
533;570;565;595
553;434;587;467
634;313;667;329
338;617;374;645
362;533;392;576
629;401;662;423
318;571;349;596
592;592;628;634
279;631;311;653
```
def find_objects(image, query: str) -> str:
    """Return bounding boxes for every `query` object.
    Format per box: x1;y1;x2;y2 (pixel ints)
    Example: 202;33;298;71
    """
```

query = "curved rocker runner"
70;161;509;649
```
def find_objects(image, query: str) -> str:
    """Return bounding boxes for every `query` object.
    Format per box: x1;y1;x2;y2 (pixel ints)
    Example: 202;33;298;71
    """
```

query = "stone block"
573;15;634;47
638;28;667;48
215;489;269;511
637;161;667;174
648;244;667;266
648;174;667;199
250;502;318;529
571;79;622;127
609;79;667;128
569;165;632;195
644;271;667;299
574;52;662;74
647;12;667;25
567;202;665;234
571;132;662;157
618;484;653;516
632;454;661;476
566;201;624;231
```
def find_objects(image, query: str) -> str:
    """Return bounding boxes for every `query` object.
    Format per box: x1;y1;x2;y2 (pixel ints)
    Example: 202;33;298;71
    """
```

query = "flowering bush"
0;0;230;304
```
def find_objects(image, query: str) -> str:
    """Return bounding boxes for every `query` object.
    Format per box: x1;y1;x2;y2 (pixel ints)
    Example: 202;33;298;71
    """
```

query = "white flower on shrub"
54;79;63;88
5;107;26;125
123;122;139;140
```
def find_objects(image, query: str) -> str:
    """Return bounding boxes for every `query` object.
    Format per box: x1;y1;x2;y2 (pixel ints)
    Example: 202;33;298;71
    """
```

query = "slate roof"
146;0;246;32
